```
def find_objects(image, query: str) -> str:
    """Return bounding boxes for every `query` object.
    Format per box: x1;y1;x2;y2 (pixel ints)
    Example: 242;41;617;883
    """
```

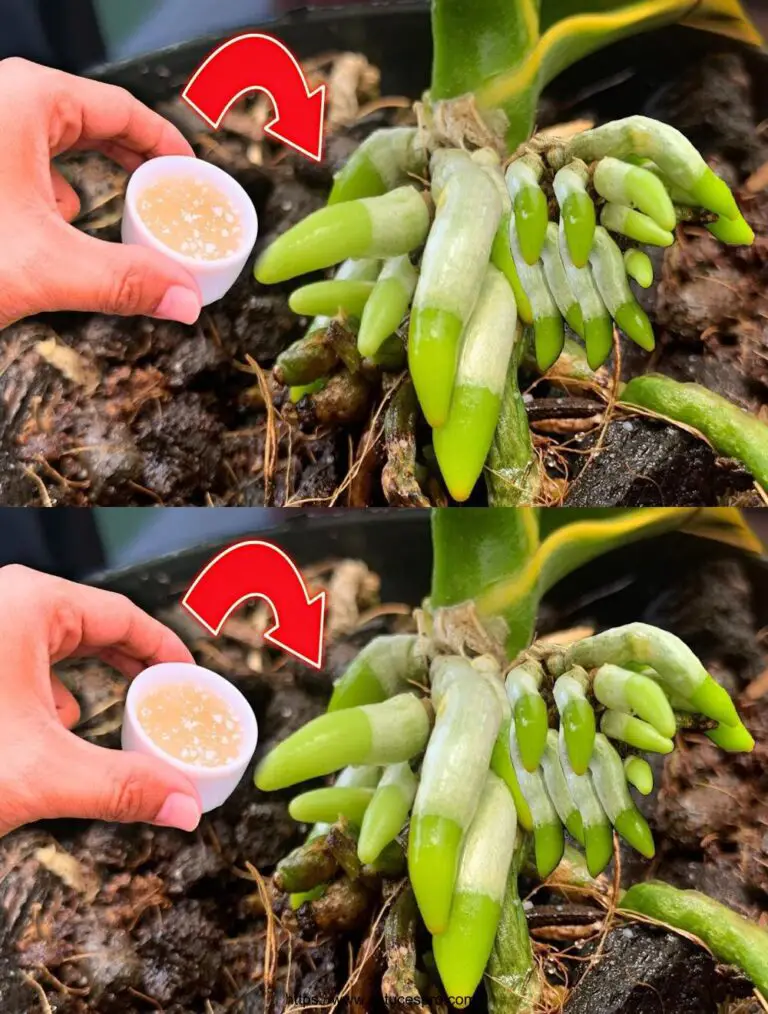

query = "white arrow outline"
182;33;326;162
181;540;326;669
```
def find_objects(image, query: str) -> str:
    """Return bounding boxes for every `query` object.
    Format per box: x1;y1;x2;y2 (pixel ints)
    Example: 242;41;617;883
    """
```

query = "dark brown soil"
0;543;766;1013
0;46;766;507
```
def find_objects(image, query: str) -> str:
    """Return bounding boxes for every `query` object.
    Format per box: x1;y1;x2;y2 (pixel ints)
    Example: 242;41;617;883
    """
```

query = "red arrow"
182;33;326;162
182;541;326;669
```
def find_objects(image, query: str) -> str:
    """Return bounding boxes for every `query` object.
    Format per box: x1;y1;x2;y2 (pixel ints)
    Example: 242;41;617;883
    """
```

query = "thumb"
46;731;202;831
40;221;202;323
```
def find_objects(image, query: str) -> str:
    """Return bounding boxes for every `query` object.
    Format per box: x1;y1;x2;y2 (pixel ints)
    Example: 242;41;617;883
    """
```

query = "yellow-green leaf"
478;0;762;118
476;507;762;627
679;0;763;44
476;507;690;620
539;0;761;44
681;506;764;553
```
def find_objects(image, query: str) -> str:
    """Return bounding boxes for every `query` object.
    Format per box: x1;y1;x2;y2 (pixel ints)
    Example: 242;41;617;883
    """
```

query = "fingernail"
155;792;201;832
155;286;201;325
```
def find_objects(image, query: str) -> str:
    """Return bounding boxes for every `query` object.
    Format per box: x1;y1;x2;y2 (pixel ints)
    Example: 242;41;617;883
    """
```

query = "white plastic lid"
121;155;259;306
122;662;259;813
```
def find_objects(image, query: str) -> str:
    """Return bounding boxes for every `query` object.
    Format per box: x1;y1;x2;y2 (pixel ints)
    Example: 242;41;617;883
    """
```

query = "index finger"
47;71;195;161
2;567;197;672
51;582;195;671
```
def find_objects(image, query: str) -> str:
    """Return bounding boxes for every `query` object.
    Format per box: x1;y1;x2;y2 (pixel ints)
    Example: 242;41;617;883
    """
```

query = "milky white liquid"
138;683;243;767
138;176;243;261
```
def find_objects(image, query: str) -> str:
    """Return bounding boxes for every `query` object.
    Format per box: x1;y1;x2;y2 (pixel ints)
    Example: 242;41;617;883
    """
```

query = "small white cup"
122;662;259;813
122;155;259;306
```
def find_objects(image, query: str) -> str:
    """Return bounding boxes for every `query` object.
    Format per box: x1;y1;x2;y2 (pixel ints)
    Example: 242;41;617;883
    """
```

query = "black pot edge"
87;515;768;642
87;2;433;100
86;508;434;610
86;3;768;107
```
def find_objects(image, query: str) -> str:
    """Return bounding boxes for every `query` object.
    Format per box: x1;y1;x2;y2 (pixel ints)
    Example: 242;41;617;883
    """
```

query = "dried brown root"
382;885;431;1014
310;371;375;427
307;877;374;933
421;95;508;156
430;600;509;664
382;378;430;507
327;820;364;881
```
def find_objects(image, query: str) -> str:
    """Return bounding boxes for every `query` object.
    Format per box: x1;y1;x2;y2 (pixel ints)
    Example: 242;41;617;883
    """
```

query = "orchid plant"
255;508;768;1011
254;0;768;505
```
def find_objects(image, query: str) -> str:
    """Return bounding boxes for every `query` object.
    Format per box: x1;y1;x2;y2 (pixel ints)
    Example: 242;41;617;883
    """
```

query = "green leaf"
472;508;761;651
431;507;541;655
680;507;764;553
476;507;693;623
538;506;762;554
539;0;762;44
431;0;540;101
476;0;762;143
430;507;761;658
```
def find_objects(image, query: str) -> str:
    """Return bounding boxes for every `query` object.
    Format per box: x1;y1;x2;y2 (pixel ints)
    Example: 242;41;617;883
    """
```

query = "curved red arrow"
182;541;326;669
182;33;326;162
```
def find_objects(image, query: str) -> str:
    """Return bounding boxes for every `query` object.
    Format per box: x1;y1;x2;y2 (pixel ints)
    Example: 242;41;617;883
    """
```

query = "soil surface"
0;46;766;507
0;544;766;1013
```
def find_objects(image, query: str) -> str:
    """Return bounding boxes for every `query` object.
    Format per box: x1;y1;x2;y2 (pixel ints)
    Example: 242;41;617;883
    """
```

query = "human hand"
0;565;203;838
0;58;202;329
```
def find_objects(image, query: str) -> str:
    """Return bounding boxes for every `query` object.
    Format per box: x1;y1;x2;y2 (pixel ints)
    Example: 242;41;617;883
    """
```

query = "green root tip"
603;205;674;247
614;809;655;858
687;676;740;728
359;834;406;870
288;280;374;318
563;699;596;775
584;823;614;876
566;812;586;846
535;821;565;878
288;787;374;825
535;316;565;371
290;885;327;908
584;316;614;369
614;302;655;351
491;726;534;832
688;167;740;220
705;720;755;752
328;157;386;205
706;213;755;246
433;893;501;1001
492;217;534;323
254;709;369;790
289;378;326;403
626;166;677;231
356;841;379;866
515;186;549;265
624;249;654;288
627;677;677;738
624;757;654;796
328;664;387;712
358;783;408;864
602;712;674;754
563;191;596;268
433;386;500;503
408;308;463;428
408;815;463;935
514;694;549;772
565;304;585;338
254;201;365;284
